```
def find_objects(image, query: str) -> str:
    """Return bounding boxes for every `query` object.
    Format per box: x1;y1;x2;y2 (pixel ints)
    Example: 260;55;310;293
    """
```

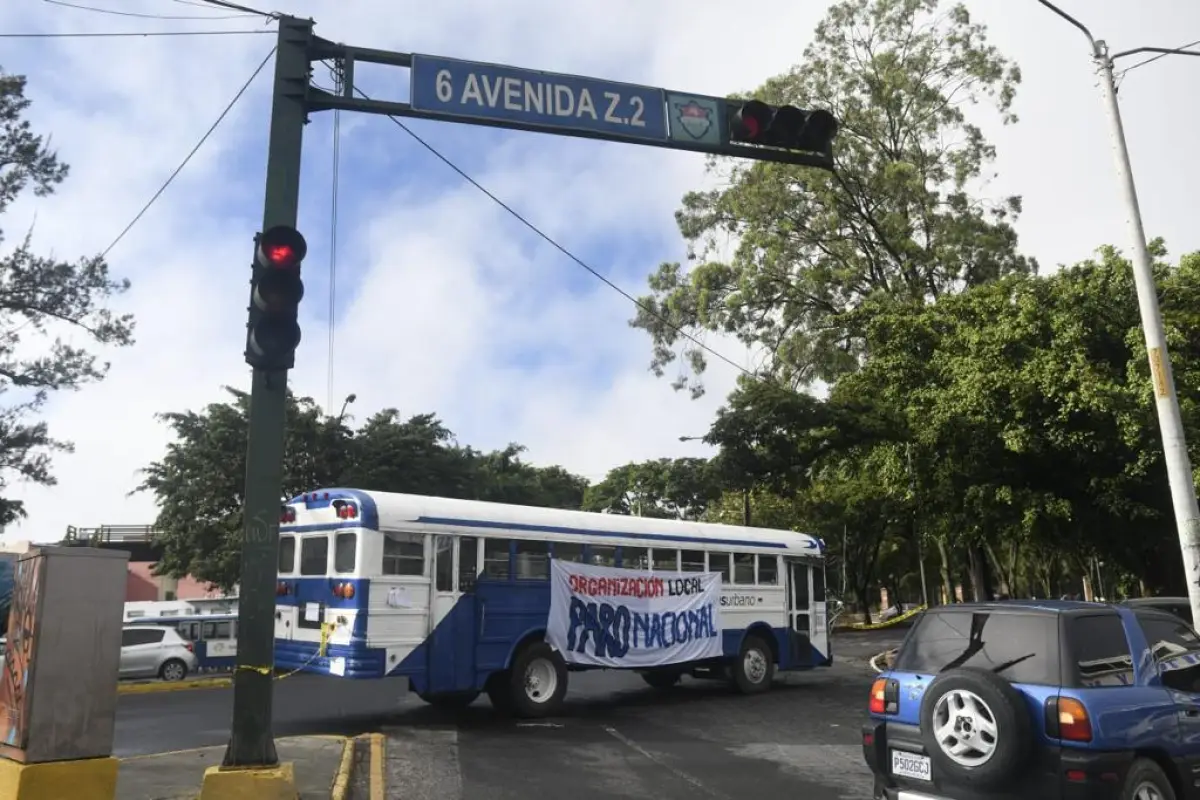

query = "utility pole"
222;15;312;771
1037;1;1200;625
741;487;751;527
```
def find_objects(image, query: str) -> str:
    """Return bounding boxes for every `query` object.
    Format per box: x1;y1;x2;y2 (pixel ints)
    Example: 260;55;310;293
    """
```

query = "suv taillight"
869;677;900;715
183;642;194;653
1046;696;1092;742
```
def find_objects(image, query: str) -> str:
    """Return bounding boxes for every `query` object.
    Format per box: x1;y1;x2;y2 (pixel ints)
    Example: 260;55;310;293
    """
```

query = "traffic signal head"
728;100;839;154
245;225;306;371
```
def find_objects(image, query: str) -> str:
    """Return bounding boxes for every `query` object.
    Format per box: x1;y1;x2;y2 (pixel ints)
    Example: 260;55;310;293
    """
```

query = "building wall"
126;561;225;602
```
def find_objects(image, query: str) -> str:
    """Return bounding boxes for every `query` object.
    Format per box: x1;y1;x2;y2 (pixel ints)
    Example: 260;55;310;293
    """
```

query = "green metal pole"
222;14;312;769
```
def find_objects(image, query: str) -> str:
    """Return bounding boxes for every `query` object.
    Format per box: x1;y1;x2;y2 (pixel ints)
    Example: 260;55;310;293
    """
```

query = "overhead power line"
41;0;258;20
349;85;758;386
101;46;276;258
0;29;272;38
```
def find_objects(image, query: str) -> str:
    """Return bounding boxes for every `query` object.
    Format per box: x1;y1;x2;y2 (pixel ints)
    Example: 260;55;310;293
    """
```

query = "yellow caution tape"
848;604;927;631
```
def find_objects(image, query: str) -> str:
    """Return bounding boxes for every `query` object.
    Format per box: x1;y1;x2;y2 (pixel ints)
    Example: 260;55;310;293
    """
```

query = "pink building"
64;524;231;603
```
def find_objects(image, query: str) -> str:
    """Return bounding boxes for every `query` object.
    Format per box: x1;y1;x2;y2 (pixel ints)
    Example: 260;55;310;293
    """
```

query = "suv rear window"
894;609;1060;685
1069;614;1134;687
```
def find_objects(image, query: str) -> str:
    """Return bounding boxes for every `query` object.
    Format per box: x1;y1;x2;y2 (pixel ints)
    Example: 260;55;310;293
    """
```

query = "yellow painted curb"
330;736;355;800
117;677;232;696
198;761;296;800
849;604;927;631
0;755;118;800
369;733;385;800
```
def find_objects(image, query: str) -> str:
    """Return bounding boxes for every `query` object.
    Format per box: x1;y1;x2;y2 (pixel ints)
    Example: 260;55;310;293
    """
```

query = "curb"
369;732;386;800
117;676;232;695
330;736;356;800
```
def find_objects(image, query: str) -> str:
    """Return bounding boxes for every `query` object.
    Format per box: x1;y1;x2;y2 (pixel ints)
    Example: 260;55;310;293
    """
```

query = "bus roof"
285;488;823;555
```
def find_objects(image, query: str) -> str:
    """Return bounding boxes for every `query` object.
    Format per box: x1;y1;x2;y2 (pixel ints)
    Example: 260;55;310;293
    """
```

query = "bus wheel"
731;635;774;695
509;642;567;718
641;670;682;690
418;691;480;710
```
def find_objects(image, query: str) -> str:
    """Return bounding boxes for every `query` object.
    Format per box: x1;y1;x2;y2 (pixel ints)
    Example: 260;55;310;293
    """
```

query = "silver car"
120;625;198;681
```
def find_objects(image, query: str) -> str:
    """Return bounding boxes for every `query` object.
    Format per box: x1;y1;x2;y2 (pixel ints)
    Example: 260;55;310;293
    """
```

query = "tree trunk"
936;537;953;604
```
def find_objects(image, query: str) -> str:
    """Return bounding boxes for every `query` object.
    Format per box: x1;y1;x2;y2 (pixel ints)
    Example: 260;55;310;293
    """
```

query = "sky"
2;0;1199;543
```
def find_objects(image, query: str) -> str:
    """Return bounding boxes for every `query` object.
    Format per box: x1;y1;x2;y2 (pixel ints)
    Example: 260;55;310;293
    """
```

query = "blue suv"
862;600;1200;799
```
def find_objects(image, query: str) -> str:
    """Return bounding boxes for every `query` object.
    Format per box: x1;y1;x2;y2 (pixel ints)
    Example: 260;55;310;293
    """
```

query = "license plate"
890;750;931;781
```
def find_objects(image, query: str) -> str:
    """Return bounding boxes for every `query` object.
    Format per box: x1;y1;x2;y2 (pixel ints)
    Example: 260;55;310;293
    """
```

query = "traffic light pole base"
199;761;298;800
0;755;118;800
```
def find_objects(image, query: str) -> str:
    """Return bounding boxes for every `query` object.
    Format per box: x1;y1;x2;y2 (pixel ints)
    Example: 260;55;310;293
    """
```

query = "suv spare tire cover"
918;667;1033;790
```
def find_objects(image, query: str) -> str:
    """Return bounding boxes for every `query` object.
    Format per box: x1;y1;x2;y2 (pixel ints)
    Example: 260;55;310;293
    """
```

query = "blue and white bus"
273;489;830;717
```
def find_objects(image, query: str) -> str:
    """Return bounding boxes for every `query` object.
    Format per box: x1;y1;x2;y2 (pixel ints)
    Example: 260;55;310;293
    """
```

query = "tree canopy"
703;243;1200;610
137;389;589;589
632;0;1029;396
0;70;134;525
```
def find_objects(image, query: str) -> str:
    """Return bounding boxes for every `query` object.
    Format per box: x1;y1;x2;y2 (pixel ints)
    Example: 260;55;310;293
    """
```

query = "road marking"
602;726;730;799
370;732;386;800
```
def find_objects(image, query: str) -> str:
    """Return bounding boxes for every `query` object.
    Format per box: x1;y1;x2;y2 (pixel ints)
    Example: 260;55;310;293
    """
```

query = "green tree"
583;457;722;520
138;391;591;588
0;71;134;524
631;0;1029;396
465;443;589;509
136;388;348;589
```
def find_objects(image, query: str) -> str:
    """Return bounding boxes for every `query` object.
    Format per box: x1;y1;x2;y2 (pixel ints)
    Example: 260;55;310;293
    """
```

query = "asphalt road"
115;629;905;797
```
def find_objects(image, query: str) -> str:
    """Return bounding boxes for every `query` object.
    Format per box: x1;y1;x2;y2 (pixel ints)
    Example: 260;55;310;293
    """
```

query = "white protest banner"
546;560;724;668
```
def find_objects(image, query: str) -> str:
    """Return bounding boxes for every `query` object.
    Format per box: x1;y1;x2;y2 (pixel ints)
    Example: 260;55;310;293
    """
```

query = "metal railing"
63;525;158;544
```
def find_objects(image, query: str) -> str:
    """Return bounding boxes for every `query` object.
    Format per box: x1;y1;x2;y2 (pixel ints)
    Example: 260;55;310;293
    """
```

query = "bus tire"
732;634;774;695
508;642;568;718
641;670;682;690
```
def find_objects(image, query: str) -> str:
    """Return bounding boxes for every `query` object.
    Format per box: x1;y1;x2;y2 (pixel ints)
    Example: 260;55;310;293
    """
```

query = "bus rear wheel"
506;642;567;719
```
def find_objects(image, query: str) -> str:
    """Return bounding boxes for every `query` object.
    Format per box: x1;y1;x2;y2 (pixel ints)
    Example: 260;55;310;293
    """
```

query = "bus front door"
426;535;477;694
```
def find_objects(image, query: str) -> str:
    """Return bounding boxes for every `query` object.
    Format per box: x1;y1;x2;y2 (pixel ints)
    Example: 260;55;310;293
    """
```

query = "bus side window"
757;555;778;585
278;535;296;574
483;539;511;579
621;547;649;570
434;536;454;592
586;545;616;567
515;540;549;580
733;553;755;584
203;621;232;640
382;532;425;576
459;537;478;592
552;542;585;563
180;621;200;642
813;563;826;602
681;550;705;572
652;549;679;572
334;532;357;574
709;552;731;582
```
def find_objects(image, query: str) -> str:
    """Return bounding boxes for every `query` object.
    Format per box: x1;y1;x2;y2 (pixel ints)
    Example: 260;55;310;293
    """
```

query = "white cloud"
2;0;1199;541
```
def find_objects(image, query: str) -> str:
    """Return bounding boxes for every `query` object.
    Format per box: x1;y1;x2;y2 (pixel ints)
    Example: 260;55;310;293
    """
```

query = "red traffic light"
256;226;307;270
731;100;772;143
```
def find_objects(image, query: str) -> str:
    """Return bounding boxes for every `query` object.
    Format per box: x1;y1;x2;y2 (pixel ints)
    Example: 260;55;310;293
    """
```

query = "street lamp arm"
1036;0;1097;48
1110;45;1200;61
